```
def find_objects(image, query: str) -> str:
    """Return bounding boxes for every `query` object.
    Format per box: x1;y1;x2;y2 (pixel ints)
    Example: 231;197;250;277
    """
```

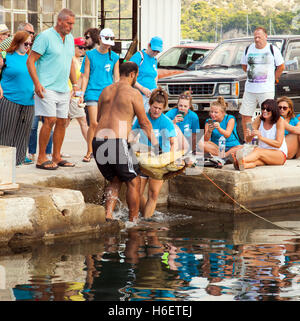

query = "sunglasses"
24;42;32;47
261;106;271;112
77;46;86;50
102;36;115;41
84;35;90;40
278;105;289;111
179;94;191;99
26;31;35;35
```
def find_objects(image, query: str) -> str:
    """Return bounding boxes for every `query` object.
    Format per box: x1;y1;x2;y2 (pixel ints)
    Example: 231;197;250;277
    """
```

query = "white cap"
0;24;9;34
100;28;115;46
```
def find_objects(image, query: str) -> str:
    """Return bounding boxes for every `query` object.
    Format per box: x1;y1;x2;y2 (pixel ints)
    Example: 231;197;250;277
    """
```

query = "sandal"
57;160;75;167
36;160;58;170
82;153;93;162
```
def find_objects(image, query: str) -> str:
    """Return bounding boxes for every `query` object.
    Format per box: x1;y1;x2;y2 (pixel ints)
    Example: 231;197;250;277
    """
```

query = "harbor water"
1;205;300;302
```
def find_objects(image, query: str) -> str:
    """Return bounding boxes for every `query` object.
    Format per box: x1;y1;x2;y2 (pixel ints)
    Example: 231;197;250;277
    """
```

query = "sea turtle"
135;150;188;180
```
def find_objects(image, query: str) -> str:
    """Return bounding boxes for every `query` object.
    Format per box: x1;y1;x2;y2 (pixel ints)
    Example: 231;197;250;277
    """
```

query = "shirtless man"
92;61;159;222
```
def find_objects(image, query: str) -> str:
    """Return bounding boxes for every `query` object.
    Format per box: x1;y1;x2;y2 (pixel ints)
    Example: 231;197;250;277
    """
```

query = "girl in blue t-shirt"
278;96;300;159
131;88;176;219
0;31;35;165
80;28;119;162
202;96;242;157
165;91;200;153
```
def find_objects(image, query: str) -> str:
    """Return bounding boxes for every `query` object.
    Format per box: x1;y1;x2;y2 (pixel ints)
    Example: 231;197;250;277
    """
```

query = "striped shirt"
0;36;12;51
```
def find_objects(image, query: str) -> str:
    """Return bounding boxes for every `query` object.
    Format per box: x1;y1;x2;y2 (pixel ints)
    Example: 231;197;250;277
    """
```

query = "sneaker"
28;153;35;161
61;152;71;158
23;156;33;165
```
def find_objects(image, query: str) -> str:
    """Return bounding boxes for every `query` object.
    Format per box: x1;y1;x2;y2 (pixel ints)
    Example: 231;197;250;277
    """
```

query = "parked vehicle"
157;42;217;79
158;35;300;138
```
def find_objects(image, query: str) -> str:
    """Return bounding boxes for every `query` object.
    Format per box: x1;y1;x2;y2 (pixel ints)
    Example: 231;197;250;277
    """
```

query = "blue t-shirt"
132;112;176;153
206;114;240;149
130;49;157;92
165;108;200;138
283;116;299;136
32;27;74;93
1;52;34;105
80;49;119;101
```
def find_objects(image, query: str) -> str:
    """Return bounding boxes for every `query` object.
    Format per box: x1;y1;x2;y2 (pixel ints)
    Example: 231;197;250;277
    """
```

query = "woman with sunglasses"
0;31;35;165
165;91;200;153
233;99;287;170
130;88;176;219
65;37;88;142
80;28;119;162
277;96;300;159
202;96;242;158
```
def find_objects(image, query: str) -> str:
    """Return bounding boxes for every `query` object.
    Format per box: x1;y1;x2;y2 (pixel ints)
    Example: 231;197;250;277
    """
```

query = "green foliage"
181;0;300;42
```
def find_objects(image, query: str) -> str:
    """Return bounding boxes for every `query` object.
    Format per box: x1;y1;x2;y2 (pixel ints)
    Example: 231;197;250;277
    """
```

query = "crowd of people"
1;10;300;222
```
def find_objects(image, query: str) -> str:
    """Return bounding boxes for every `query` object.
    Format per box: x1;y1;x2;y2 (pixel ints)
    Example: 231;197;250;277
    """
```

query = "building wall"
139;0;181;52
0;0;98;36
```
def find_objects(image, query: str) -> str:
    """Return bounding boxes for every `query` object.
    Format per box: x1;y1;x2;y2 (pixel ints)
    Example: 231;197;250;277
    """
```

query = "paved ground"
16;119;99;185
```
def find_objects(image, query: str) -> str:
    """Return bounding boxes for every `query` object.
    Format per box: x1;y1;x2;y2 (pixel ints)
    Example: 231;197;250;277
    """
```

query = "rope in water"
201;171;300;236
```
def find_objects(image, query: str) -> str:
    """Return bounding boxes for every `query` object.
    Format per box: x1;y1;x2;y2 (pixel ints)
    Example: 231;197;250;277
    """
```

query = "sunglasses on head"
261;106;271;112
24;42;32;47
278;105;289;111
102;36;115;41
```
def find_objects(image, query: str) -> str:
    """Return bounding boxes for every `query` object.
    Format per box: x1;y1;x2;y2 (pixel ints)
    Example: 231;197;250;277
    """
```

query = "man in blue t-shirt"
27;8;77;170
130;36;163;112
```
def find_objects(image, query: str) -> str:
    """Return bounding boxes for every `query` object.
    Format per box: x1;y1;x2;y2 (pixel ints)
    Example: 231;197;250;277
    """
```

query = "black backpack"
244;43;276;69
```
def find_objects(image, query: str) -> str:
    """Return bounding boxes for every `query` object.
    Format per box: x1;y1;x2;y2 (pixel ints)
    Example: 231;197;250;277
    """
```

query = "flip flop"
82;153;93;162
231;153;239;170
36;160;58;170
57;160;75;167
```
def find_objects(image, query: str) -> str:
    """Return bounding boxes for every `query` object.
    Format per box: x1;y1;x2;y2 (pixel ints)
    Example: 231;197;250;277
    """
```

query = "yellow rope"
201;171;300;236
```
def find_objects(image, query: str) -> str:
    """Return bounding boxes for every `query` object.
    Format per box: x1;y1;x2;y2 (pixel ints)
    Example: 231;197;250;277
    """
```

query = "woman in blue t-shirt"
130;36;163;112
131;88;176;219
80;28;119;162
277;96;300;159
165;91;200;153
203;96;242;157
0;31;34;165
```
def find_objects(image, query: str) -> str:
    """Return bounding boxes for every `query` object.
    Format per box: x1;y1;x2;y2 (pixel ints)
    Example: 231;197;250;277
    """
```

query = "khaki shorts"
34;89;70;119
239;91;274;117
68;98;86;119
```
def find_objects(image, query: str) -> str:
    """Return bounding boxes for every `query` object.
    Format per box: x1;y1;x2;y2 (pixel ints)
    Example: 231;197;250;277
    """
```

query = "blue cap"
150;36;163;52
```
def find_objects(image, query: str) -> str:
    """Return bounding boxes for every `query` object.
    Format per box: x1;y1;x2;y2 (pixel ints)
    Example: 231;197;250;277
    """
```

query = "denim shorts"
85;100;98;107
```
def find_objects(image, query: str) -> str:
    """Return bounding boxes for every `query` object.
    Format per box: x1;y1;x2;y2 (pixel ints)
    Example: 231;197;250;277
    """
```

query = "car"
157;42;217;79
158;35;300;139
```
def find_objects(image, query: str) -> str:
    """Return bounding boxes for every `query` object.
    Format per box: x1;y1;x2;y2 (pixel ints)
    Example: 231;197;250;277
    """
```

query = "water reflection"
2;209;300;301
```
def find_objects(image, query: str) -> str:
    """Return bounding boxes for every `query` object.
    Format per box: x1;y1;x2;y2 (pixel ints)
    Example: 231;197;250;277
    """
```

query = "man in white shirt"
240;27;285;140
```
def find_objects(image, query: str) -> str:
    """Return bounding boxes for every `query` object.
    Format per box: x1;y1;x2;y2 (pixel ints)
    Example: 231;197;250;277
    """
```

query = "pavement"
15;119;100;186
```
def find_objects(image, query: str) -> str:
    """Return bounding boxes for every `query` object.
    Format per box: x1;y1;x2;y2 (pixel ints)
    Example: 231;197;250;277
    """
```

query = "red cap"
74;37;85;46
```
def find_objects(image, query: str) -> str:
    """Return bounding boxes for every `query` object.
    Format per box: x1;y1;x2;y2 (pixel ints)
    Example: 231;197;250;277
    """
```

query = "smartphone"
178;111;185;117
246;122;253;131
208;119;214;125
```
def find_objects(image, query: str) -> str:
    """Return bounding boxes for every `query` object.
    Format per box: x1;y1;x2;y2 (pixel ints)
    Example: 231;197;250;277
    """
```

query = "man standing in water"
92;61;159;222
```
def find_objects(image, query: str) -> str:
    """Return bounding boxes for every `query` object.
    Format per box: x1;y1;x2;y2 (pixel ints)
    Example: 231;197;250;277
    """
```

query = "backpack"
245;43;276;69
138;49;157;67
0;51;7;81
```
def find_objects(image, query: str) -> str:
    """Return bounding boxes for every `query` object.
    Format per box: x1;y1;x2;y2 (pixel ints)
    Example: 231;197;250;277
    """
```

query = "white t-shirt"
241;43;284;93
